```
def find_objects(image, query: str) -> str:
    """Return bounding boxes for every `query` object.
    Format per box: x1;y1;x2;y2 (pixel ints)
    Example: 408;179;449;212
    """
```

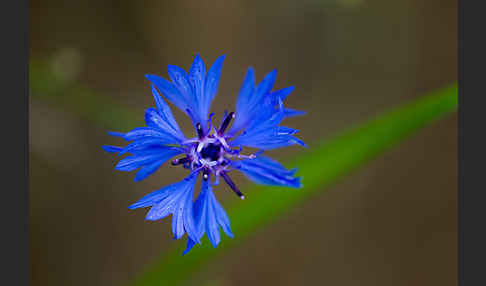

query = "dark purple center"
172;111;246;200
200;143;221;162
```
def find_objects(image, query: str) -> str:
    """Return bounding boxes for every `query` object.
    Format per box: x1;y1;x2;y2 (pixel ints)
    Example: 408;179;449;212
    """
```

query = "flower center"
200;143;222;162
171;111;248;200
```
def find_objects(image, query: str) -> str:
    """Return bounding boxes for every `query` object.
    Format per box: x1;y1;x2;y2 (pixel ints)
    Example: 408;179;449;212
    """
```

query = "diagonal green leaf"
129;84;457;286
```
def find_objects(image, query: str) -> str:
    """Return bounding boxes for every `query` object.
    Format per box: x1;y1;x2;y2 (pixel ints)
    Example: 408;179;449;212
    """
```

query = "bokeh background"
29;0;457;285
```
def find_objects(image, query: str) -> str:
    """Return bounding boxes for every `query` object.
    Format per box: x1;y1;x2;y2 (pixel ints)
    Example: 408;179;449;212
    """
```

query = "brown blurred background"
29;0;457;285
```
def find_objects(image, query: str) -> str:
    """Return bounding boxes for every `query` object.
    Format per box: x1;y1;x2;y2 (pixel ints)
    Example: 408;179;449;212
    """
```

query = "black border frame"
459;1;486;285
3;0;29;285
458;0;463;284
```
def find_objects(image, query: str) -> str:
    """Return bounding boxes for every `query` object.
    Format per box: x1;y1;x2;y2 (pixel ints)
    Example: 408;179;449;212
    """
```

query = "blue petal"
183;180;233;254
233;135;305;150
265;87;304;118
231;156;301;188
171;189;194;240
130;146;183;156
147;55;223;131
236;68;255;109
283;108;306;118
212;195;233;238
202;55;225;121
248;101;284;131
107;131;126;138
230;98;305;150
183;238;197;256
114;147;181;173
118;138;175;156
150;85;186;139
168;65;194;104
187;54;207;128
102;145;123;153
230;68;255;133
228;68;304;150
146;74;190;117
230;69;278;134
115;154;160;171
130;174;200;243
277;126;299;135
253;69;277;103
271;86;295;101
188;54;206;107
124;126;177;143
144;108;185;143
134;159;165;182
129;184;173;210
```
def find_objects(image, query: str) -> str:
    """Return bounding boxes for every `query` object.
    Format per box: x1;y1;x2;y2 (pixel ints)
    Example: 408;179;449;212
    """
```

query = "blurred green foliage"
30;58;141;131
29;57;457;286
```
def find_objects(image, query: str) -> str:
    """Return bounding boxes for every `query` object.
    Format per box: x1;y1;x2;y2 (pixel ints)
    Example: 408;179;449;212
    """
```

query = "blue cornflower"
103;54;305;254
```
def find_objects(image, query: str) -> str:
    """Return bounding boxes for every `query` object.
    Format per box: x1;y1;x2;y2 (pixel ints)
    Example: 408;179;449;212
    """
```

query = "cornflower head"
103;54;305;255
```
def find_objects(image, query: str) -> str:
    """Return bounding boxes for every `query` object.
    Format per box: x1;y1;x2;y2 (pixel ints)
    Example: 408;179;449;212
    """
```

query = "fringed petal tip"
293;177;303;188
181;181;233;255
102;145;122;153
219;54;227;61
293;137;307;148
183;239;196;256
128;175;200;243
233;156;302;188
144;213;162;221
144;74;155;81
127;204;139;210
107;131;125;138
284;108;306;118
182;233;233;256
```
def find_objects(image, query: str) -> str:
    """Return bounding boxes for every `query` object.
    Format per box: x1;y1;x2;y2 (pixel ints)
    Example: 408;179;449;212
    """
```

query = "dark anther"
196;123;204;139
220;171;245;200
171;157;190;166
202;169;210;181
218;112;235;135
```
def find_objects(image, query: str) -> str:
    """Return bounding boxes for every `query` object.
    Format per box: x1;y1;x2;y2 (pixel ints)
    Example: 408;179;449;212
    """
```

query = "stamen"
237;153;256;159
196;123;204;139
218;112;235;135
171;157;190;166
224;149;256;159
197;142;204;153
220;171;245;200
202;169;210;181
208;113;217;133
218;110;228;131
182;138;199;145
199;158;218;167
213;174;220;185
